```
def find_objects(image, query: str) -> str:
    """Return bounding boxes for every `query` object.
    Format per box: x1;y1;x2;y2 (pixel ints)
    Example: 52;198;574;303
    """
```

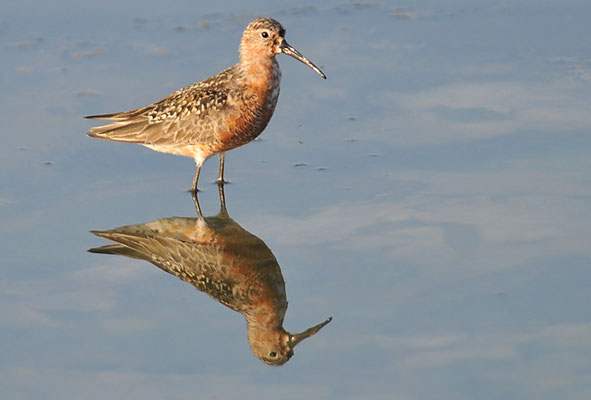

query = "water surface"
1;1;591;399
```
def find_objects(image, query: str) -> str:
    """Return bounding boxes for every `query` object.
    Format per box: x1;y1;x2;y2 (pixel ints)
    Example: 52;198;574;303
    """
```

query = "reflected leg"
191;190;203;219
192;162;202;192
217;181;228;217
217;152;226;184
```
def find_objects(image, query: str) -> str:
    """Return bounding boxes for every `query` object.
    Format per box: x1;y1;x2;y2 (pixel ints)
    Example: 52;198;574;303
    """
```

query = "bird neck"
237;55;280;88
246;317;287;347
242;277;287;331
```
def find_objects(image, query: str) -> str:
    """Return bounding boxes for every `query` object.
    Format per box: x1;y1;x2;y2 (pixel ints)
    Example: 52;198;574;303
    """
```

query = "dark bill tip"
280;40;326;79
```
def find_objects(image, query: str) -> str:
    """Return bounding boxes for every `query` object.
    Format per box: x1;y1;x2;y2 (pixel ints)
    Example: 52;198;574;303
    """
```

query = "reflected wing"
88;222;244;311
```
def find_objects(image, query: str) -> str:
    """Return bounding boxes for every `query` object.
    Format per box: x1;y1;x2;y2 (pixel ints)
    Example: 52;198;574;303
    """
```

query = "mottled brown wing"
88;215;263;309
89;224;244;312
86;66;236;145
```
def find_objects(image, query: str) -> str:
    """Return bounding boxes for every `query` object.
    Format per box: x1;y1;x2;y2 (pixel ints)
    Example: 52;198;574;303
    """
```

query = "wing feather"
85;66;236;145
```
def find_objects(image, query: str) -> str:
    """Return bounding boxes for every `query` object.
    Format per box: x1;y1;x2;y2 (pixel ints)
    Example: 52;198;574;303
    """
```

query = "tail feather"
89;230;148;259
85;106;151;121
86;120;152;142
85;112;122;120
87;244;145;259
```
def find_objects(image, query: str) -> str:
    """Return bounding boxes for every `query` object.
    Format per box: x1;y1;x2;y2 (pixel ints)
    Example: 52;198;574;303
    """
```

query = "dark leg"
191;190;203;219
217;152;226;184
217;181;228;217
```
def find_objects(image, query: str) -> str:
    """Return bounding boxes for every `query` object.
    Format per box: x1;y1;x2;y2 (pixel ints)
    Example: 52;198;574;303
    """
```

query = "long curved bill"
280;40;326;79
288;316;332;348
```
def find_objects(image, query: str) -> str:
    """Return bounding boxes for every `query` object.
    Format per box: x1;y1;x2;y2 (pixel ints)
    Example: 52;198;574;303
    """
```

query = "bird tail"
85;120;149;142
85;105;154;142
87;243;145;260
85;105;150;121
88;230;149;259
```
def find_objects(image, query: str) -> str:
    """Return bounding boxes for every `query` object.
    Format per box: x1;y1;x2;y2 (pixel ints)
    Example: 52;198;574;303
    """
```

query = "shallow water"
2;1;591;399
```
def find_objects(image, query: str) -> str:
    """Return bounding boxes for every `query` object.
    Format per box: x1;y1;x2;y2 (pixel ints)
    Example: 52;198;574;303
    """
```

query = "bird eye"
269;351;277;357
261;31;269;38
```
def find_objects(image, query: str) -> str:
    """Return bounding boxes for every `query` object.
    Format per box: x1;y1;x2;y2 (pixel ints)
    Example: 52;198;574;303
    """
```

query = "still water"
1;1;591;399
89;186;332;366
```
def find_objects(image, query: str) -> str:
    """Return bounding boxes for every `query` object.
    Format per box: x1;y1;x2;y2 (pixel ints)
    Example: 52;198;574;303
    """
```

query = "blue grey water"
1;0;591;398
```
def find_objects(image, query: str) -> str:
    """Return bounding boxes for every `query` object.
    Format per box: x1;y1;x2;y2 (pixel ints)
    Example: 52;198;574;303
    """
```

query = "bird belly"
143;143;215;162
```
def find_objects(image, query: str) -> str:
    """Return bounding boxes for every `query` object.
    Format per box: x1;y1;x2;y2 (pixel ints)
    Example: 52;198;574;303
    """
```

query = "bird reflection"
88;185;331;365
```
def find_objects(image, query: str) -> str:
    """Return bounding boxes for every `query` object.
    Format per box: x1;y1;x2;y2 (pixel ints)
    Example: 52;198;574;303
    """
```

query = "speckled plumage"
88;186;331;365
86;17;325;191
